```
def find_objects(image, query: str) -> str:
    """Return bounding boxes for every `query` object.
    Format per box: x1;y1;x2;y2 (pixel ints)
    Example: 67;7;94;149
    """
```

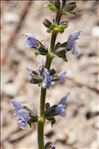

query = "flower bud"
68;2;76;11
43;18;52;28
52;0;60;9
64;2;76;12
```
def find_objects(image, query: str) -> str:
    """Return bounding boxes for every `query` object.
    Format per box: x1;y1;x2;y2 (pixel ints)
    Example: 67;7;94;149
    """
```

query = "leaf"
30;77;42;84
54;48;68;61
50;24;65;33
38;46;48;55
55;42;61;50
47;116;56;127
46;3;58;12
27;115;38;127
36;40;48;55
69;11;77;16
45;105;57;117
32;71;39;76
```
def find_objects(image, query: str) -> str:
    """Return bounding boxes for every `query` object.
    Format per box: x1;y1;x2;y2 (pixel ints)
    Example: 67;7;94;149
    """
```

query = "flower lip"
58;92;70;105
15;109;30;122
69;31;81;39
23;33;35;39
18;119;26;129
12;99;30;129
42;68;54;89
55;92;70;117
23;33;37;48
12;99;23;111
65;31;81;55
58;71;67;81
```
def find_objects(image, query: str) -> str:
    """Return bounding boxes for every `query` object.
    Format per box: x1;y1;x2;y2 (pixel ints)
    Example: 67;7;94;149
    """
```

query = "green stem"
37;2;66;149
38;88;46;149
37;56;53;149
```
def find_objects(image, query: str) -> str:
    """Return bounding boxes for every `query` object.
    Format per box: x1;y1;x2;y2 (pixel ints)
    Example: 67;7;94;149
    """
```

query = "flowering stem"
37;2;66;149
37;56;53;149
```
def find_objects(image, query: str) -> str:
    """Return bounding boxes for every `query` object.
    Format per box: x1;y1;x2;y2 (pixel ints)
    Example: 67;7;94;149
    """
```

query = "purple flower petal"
55;104;66;117
55;104;65;113
12;99;30;129
16;109;30;122
65;31;80;55
58;92;70;105
42;69;53;89
18;119;26;129
58;71;67;81
55;92;70;117
51;145;56;149
71;44;78;55
69;31;80;40
23;33;37;48
12;99;23;111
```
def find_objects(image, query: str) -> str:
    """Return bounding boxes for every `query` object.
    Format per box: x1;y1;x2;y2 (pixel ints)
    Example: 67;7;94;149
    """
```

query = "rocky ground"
1;1;99;149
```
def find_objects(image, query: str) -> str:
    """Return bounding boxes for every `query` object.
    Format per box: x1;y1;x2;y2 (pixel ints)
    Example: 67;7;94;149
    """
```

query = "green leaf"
60;41;67;47
46;3;58;12
36;40;48;55
27;115;38;127
55;49;68;61
61;8;77;16
45;105;57;117
50;24;65;33
55;42;61;50
57;25;65;33
55;41;67;51
69;11;77;16
47;116;56;127
30;77;42;84
38;46;48;55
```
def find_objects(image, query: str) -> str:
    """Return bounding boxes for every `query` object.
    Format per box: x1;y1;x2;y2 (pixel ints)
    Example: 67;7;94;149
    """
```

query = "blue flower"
65;31;80;55
55;92;70;117
58;71;67;81
12;99;30;129
42;68;54;89
23;33;37;48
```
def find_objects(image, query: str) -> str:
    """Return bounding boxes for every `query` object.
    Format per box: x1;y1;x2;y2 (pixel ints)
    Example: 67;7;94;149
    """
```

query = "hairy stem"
37;2;66;149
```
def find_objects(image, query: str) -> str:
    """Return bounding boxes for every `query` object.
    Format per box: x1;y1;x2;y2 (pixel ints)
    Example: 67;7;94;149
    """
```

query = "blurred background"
1;0;99;149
